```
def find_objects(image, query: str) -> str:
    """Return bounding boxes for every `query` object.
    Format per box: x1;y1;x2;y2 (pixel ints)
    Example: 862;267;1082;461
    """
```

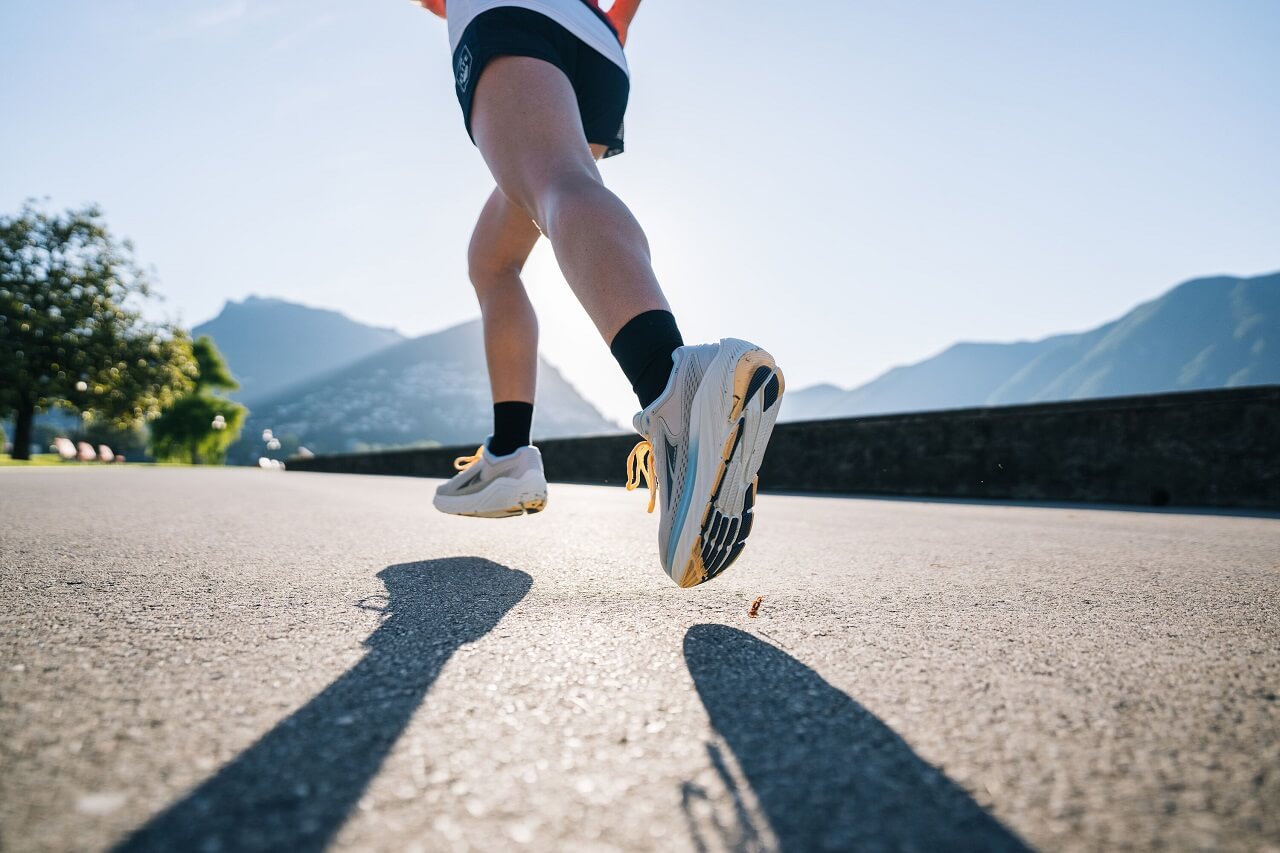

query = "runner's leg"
464;55;781;584
468;186;541;406
470;56;670;344
468;186;542;453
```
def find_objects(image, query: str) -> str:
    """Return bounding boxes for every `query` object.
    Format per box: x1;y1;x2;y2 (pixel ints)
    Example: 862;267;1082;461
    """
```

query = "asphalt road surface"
2;467;1277;852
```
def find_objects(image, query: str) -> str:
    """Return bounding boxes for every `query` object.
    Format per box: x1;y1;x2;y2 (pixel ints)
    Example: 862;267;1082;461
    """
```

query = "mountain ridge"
233;318;618;459
193;295;405;405
783;272;1280;421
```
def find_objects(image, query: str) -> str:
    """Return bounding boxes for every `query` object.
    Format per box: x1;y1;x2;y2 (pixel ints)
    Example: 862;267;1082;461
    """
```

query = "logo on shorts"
456;46;473;93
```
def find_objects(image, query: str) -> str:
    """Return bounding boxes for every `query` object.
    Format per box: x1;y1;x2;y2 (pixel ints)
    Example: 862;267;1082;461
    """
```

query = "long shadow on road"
115;557;531;853
684;624;1030;851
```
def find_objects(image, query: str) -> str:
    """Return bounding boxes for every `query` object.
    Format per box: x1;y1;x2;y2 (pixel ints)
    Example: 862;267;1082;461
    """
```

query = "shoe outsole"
674;349;785;589
456;496;546;519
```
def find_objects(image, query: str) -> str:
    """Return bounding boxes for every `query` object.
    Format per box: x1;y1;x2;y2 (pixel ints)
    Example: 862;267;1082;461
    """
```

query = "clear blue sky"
3;1;1278;424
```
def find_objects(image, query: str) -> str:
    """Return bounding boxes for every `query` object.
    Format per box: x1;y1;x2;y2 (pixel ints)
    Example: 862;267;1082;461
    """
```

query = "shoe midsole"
433;469;548;515
666;339;779;579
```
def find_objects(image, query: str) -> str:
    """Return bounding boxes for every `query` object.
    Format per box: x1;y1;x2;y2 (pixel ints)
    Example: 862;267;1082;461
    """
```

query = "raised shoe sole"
433;469;549;519
668;339;784;588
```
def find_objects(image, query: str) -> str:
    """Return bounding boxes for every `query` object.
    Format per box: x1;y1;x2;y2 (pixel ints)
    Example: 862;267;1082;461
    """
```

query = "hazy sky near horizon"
3;1;1278;424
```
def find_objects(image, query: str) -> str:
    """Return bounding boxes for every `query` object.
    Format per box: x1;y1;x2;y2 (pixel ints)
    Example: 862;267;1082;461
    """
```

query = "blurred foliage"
192;335;238;394
0;201;196;459
150;336;247;464
150;395;246;464
3;414;150;460
80;420;150;460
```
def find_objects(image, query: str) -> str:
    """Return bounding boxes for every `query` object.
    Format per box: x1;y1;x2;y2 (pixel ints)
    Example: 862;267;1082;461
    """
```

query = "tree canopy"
1;201;195;458
150;336;247;464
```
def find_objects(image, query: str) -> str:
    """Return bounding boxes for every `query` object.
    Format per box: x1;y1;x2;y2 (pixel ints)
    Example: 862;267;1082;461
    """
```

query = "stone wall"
287;386;1280;510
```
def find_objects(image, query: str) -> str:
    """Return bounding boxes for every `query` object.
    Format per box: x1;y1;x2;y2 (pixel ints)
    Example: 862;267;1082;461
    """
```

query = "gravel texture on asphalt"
1;467;1277;852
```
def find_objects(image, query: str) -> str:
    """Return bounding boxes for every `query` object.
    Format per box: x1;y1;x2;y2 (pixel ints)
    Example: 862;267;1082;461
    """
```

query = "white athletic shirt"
446;0;628;77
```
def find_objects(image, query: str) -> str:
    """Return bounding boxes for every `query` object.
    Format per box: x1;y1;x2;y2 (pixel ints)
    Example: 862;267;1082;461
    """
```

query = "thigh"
468;187;542;276
470;55;602;223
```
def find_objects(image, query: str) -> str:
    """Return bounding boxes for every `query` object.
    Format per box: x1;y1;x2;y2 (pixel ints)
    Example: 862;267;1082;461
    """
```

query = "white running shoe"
433;442;548;518
627;339;784;588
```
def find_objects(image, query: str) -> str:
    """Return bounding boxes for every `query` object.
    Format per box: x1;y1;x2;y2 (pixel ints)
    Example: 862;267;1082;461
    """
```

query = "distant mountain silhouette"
235;319;617;458
193;296;404;404
784;272;1280;421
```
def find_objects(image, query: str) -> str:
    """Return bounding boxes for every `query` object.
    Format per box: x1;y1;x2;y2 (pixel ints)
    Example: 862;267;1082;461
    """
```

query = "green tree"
149;336;247;464
0;202;195;459
191;336;238;394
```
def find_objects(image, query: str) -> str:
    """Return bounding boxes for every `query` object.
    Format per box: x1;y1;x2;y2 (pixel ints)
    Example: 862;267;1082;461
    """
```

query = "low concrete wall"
288;386;1280;510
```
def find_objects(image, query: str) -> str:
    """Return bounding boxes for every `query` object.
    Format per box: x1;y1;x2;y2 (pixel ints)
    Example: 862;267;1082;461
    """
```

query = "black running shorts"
452;7;629;158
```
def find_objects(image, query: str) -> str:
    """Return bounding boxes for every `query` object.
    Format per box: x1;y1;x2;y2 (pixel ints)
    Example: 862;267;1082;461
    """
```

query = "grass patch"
0;453;193;468
0;453;67;466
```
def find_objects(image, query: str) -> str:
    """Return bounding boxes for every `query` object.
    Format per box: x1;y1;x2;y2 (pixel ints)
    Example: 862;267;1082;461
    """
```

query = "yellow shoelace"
626;439;657;513
454;446;484;471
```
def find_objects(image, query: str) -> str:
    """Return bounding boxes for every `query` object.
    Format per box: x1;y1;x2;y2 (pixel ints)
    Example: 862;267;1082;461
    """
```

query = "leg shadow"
115;557;531;853
684;625;1030;852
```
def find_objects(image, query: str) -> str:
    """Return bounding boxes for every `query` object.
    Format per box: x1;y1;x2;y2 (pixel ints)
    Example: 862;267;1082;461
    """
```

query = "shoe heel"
728;348;778;422
763;367;785;413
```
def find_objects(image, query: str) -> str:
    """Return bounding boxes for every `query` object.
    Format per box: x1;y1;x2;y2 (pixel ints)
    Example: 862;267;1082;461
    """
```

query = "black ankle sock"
489;401;534;456
610;310;685;409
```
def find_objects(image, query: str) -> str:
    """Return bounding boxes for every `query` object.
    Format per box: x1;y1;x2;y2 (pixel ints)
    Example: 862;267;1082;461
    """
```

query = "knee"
509;167;602;233
541;170;602;219
466;243;522;299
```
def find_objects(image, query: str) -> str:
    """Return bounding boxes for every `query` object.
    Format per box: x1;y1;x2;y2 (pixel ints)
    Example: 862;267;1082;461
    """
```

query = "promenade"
2;468;1276;851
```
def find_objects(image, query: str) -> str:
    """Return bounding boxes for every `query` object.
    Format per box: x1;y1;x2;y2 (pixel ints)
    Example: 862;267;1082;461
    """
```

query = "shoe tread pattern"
676;348;784;588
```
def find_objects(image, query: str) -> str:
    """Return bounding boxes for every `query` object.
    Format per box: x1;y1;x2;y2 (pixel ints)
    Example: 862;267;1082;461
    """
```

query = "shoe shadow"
683;624;1031;852
114;558;531;853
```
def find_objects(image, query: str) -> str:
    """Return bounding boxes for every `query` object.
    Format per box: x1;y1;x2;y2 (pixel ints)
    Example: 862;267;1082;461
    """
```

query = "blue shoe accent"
664;437;698;575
